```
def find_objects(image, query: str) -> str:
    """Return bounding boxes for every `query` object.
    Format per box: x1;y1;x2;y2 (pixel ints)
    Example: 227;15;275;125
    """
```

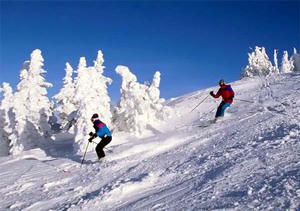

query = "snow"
1;73;299;210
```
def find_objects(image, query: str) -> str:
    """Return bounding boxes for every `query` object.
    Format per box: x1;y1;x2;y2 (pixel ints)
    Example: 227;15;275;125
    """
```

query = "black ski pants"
96;136;112;159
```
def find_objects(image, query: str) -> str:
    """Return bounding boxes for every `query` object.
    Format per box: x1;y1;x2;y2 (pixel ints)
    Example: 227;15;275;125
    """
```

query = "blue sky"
1;1;299;103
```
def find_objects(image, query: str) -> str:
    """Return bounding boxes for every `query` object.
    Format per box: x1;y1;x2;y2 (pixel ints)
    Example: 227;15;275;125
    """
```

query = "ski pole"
190;94;210;113
235;98;255;103
81;141;90;166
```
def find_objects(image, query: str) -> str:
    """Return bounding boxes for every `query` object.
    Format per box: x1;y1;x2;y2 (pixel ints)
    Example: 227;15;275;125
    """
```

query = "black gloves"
88;132;97;142
210;91;214;96
89;132;97;138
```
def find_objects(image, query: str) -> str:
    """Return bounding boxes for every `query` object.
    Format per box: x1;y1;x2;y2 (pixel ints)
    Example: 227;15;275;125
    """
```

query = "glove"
89;132;97;138
210;91;214;96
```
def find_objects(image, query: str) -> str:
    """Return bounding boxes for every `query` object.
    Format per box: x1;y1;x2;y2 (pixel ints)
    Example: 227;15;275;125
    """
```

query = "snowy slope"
0;74;299;211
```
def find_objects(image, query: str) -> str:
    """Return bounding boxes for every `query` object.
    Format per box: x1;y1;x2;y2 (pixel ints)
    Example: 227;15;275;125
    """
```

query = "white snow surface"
1;74;300;210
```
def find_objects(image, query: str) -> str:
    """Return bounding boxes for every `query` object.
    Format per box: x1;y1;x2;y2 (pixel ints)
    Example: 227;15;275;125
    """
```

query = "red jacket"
212;85;234;103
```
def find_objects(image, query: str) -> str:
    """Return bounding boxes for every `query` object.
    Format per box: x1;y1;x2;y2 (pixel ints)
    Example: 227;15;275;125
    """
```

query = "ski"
62;169;71;174
199;120;215;127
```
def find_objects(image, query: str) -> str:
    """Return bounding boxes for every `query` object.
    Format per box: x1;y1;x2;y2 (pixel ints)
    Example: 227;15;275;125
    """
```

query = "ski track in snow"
0;74;300;210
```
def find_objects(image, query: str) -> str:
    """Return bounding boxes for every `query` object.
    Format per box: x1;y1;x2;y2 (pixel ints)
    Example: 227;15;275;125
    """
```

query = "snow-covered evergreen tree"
291;48;300;72
53;62;76;130
273;49;280;74
9;49;53;155
92;50;113;126
146;71;171;120
114;65;171;135
242;46;274;77
114;65;144;134
0;83;13;156
73;51;113;154
280;51;294;73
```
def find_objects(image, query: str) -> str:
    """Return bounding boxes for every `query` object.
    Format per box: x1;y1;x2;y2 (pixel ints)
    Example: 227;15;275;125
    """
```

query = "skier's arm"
210;89;221;98
214;91;221;98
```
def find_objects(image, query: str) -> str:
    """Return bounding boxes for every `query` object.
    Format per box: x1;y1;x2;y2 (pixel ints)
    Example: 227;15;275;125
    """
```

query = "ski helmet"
91;113;99;119
219;79;225;86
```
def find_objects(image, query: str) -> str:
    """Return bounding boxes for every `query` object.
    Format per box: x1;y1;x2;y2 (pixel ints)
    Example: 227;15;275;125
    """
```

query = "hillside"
0;74;299;211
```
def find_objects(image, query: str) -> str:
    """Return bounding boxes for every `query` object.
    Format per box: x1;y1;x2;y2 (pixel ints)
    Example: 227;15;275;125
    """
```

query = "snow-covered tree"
9;49;53;155
242;46;274;77
146;71;171;120
291;48;300;72
0;83;13;156
53;62;76;130
114;65;143;134
273;49;280;74
73;51;113;154
280;51;294;73
92;50;113;126
114;65;171;135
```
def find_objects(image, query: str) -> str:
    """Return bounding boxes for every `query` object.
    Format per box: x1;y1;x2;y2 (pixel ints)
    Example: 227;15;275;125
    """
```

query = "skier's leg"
102;136;112;148
215;102;225;118
219;102;231;117
96;141;106;159
96;136;112;159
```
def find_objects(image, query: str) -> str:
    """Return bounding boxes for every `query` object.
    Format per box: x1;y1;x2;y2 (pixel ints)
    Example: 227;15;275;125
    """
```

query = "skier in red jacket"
210;79;234;122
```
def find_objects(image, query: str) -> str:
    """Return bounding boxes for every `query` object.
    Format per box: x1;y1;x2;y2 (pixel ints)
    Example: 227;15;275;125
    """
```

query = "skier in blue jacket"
89;113;112;160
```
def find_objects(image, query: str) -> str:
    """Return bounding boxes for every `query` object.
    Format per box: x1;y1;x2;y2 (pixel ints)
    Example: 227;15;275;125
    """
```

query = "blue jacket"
93;119;112;138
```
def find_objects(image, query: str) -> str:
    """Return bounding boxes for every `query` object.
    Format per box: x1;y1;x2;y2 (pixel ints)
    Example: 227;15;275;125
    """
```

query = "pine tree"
280;51;294;73
114;66;171;135
53;62;76;130
291;48;300;72
92;50;113;126
273;49;280;74
114;65;144;134
0;83;13;156
9;49;53;155
242;46;274;77
73;51;113;154
147;71;172;121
